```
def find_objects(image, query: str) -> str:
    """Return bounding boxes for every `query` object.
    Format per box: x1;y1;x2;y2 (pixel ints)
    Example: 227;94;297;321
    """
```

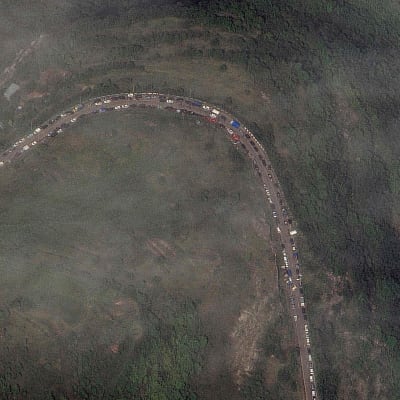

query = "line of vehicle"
0;92;317;400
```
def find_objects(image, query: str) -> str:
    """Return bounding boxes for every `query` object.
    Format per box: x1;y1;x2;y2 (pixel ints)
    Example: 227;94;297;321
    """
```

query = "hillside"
0;0;399;398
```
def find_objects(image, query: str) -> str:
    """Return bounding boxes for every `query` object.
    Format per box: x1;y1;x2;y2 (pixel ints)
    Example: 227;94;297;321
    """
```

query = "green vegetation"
0;109;283;398
0;0;400;398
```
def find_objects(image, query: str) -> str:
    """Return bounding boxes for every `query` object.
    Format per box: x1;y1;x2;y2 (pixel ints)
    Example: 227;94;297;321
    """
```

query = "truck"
230;120;240;128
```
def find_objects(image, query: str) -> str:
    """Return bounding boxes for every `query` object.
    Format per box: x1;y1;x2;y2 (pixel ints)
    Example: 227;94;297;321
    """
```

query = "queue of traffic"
0;92;317;400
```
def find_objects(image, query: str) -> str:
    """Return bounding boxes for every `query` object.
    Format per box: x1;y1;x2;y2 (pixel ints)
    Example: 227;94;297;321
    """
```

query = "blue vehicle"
287;269;292;277
192;100;202;107
230;120;240;128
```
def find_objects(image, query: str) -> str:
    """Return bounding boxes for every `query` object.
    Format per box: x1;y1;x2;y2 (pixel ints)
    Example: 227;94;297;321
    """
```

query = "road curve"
0;92;318;400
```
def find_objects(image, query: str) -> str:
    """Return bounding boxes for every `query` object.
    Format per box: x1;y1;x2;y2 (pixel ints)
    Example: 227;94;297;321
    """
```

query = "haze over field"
0;1;399;399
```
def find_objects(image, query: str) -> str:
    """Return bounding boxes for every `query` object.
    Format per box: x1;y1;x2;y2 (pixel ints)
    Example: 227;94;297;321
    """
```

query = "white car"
122;104;129;109
95;102;102;106
103;99;111;104
294;315;297;321
127;93;134;98
202;105;210;110
166;99;174;104
31;141;37;146
60;113;67;117
71;118;77;123
114;105;121;110
27;133;34;138
34;128;41;133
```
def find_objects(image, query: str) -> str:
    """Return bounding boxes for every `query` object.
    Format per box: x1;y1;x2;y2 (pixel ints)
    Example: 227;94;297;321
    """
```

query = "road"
0;93;317;400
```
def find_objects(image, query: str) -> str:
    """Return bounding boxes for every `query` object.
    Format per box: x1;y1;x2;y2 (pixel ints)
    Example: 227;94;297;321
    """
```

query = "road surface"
0;92;317;400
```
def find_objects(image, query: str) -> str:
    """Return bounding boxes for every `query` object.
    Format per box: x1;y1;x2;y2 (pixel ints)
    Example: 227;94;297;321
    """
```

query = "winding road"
0;92;317;400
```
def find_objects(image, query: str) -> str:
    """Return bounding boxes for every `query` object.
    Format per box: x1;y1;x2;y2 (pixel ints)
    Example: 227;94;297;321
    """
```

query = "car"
114;105;121;110
27;133;34;138
40;124;48;129
268;174;273;179
60;113;67;117
31;141;37;146
310;375;314;383
48;131;57;137
65;110;74;115
122;104;129;109
103;99;111;104
166;99;174;104
294;315;298;321
71;118;77;123
56;128;63;134
127;93;134;98
34;128;41;133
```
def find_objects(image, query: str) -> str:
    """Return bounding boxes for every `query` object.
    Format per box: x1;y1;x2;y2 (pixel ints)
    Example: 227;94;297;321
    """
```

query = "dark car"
40;124;48;129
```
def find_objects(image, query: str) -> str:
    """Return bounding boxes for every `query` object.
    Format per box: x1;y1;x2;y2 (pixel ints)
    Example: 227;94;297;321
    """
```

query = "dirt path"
0;34;46;89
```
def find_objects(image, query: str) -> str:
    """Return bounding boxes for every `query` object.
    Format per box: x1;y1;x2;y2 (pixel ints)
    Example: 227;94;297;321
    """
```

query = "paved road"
0;93;317;400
